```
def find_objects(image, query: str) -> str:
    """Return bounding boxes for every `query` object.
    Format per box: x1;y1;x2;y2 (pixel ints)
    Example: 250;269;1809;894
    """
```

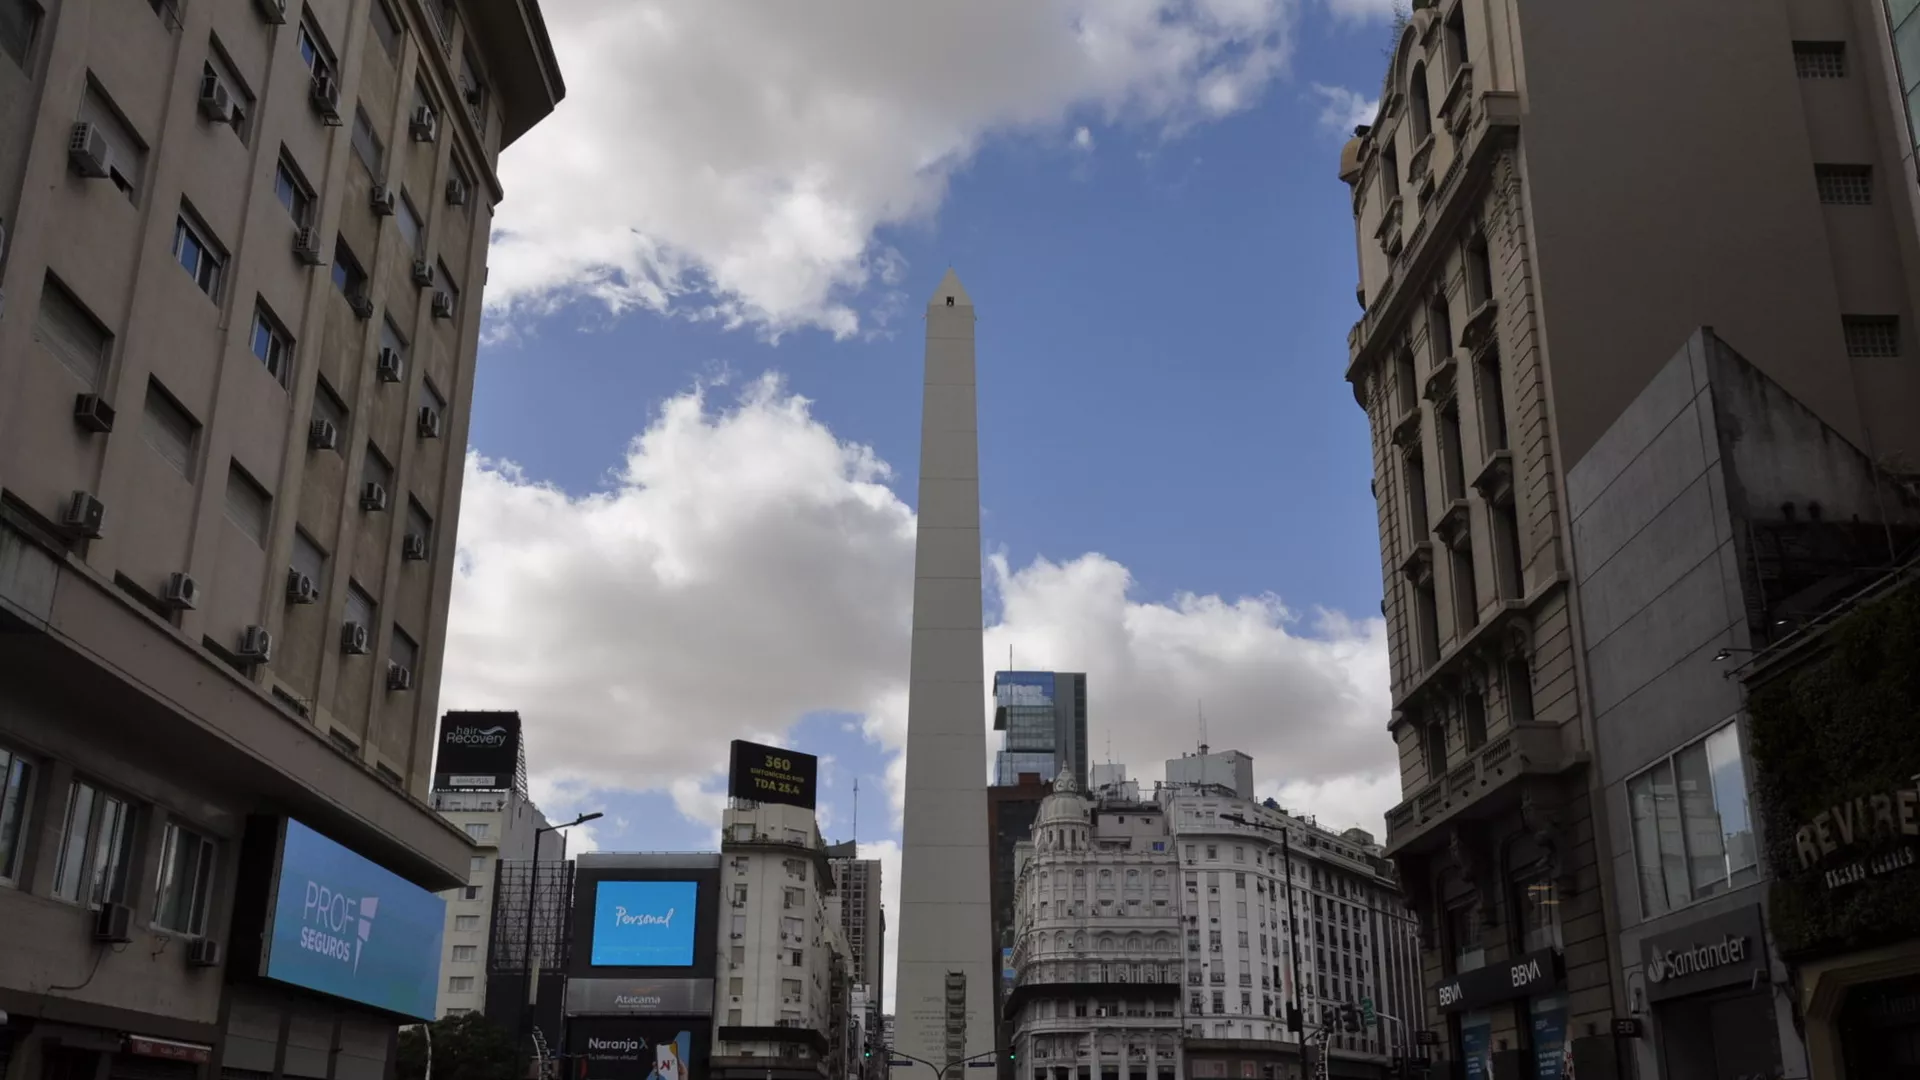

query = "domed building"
1007;768;1184;1080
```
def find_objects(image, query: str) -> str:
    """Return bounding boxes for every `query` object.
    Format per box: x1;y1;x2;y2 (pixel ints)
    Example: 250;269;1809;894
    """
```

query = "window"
391;626;419;675
396;192;424;254
313;377;348;440
1443;4;1467;77
447;976;474;993
351;106;385;176
1793;41;1846;79
407;499;433;549
437;259;460;313
52;782;135;907
452;945;477;962
1843;315;1900;357
224;462;272;547
201;42;253;142
781;978;803;998
455;915;480;931
1465;235;1494;310
297;16;335;80
1437;405;1466;500
173;210;224;299
420;378;447;433
370;1;402;61
251;302;294;389
362;443;393;499
449;153;475;212
332;237;367;298
154;820;217;935
426;0;454;44
345;580;376;633
1476;353;1508;453
469;855;487;876
460;50;489;129
1628;721;1757;917
1409;63;1432;144
461;885;480;900
80;79;146;201
464;822;490;841
35;275;111;388
1815;164;1872;205
1423;718;1447;777
274;153;314;226
1461;692;1487;750
1381;143;1399;200
143;379;199;479
1;0;41;69
0;745;34;884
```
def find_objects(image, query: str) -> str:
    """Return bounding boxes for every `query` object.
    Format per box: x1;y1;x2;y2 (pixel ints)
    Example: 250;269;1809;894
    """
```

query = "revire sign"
727;739;818;811
1639;904;1767;1002
1791;782;1920;874
432;711;521;791
1435;948;1563;1014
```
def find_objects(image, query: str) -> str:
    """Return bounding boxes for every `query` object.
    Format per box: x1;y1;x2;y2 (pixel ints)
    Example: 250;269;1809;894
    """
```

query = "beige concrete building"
1339;0;1920;1076
0;0;558;1075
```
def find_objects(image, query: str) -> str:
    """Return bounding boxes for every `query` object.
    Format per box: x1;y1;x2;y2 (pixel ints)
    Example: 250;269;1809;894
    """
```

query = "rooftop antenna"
1197;699;1209;757
851;777;859;853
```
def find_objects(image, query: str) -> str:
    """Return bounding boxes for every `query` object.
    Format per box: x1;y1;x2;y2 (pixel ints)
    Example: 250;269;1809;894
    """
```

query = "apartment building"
1339;0;1920;1077
717;799;849;1080
430;786;549;1017
0;0;559;1075
1007;771;1185;1080
1162;756;1423;1080
827;844;887;1038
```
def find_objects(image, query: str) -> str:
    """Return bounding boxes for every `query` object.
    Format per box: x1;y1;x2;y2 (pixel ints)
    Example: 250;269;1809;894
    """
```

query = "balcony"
1383;723;1580;853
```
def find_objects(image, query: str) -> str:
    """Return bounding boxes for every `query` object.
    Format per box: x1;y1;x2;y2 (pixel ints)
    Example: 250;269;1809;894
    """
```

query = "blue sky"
439;0;1404;1003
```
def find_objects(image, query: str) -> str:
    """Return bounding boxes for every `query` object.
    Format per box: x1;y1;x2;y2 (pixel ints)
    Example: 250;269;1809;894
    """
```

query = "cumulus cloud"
1322;0;1402;22
441;374;1395;1008
1310;83;1380;134
1073;126;1097;152
489;1;1296;339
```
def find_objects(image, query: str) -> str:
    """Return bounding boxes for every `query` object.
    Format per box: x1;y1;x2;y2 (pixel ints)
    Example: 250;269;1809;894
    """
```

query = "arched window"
1127;935;1142;951
1410;62;1433;144
1127;869;1140;882
1099;935;1116;950
1154;869;1168;881
1099;869;1113;883
1074;869;1086;882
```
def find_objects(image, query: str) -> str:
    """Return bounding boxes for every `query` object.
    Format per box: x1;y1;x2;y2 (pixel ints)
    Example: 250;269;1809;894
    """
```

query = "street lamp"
523;811;603;1054
1219;813;1305;1038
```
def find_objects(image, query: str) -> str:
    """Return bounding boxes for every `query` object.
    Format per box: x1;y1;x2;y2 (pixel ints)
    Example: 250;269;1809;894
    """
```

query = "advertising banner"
726;740;818;810
261;819;446;1019
591;880;700;967
567;979;715;1016
432;712;521;791
572;1018;709;1080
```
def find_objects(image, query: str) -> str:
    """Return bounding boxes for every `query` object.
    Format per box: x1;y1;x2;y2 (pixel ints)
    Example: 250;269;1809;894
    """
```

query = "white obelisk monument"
893;270;995;1073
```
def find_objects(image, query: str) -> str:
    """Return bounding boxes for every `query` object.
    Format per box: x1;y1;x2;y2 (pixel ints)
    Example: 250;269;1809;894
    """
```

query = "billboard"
726;739;818;810
572;1018;710;1080
260;819;446;1019
433;711;521;791
591;881;700;967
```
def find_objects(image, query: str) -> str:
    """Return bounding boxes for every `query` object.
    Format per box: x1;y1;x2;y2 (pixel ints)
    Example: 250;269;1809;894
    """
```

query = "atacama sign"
1639;904;1766;1002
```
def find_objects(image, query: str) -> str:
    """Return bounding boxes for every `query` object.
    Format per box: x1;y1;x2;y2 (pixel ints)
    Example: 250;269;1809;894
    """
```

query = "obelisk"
893;270;994;1072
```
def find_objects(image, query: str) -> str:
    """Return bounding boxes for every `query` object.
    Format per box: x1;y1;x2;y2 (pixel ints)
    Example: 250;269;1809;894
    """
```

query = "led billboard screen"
726;740;818;810
591;880;700;967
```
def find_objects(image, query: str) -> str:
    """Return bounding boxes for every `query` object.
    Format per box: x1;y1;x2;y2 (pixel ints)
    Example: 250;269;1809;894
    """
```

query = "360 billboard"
260;819;446;1019
591;880;699;967
726;740;817;810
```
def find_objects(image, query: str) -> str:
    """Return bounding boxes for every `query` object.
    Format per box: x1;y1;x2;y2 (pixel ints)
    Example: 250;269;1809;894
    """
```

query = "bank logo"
301;881;381;974
1646;933;1747;983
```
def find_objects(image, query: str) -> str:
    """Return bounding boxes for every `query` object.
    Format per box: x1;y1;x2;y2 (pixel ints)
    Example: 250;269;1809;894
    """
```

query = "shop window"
1627;720;1757;917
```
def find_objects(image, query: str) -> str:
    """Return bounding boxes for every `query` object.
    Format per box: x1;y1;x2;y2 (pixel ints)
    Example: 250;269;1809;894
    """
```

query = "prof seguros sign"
263;819;446;1019
433;712;522;790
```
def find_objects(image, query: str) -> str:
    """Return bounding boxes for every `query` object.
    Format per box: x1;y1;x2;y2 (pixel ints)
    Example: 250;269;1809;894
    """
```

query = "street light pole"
522;811;603;1064
1221;814;1305;1038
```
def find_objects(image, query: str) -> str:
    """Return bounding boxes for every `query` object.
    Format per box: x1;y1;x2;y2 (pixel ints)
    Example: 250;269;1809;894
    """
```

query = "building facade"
1162;762;1424;1080
828;844;887;1017
0;1;558;1077
1341;0;1920;1076
717;799;846;1080
1007;772;1185;1080
430;786;550;1017
993;671;1091;789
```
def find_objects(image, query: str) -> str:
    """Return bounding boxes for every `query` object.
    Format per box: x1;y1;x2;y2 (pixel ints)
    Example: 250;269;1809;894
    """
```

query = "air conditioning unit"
187;938;223;967
94;902;134;943
371;186;397;216
375;348;403;383
446;177;469;207
294;226;324;265
311;74;342;124
73;393;116;433
63;491;106;539
198;77;234;124
431;292;454;319
68;123;112;179
417;406;442;440
253;0;287;24
409;105;437;142
341;621;371;655
401;533;429;562
348;292;374;320
360;482;388;512
308;418;339;451
411;258;434;287
238;626;273;663
387;662;413;692
287;568;319;604
162;572;200;611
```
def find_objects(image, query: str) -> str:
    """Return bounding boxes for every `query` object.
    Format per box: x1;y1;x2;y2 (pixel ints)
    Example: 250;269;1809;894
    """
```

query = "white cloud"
442;373;1396;1008
489;1;1296;339
1322;0;1402;23
1073;126;1097;152
1310;83;1380;135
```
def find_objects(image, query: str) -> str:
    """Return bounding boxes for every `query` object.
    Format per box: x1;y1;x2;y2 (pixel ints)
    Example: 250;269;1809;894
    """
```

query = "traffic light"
1008;1049;1018;1063
1342;1003;1360;1033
